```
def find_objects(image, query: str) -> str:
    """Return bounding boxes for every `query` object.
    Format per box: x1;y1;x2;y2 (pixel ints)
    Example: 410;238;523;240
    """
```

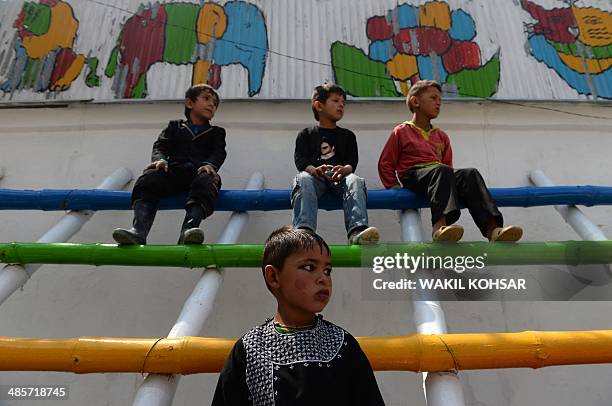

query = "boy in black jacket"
113;84;226;245
292;84;379;244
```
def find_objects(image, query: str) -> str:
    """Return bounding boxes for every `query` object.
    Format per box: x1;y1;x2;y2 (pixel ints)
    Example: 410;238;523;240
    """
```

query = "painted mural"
330;1;500;98
104;1;268;98
522;0;611;99
1;0;268;98
0;0;610;101
1;0;99;93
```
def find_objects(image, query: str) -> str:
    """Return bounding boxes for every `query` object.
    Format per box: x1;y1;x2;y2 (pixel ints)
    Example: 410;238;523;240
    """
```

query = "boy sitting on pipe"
377;80;522;242
292;83;380;245
113;84;226;245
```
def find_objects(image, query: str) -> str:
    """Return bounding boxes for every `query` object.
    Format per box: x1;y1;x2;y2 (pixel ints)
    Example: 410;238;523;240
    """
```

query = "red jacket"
378;121;453;188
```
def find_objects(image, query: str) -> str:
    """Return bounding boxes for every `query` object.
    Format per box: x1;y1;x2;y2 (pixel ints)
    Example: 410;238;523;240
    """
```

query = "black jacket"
294;126;359;172
151;120;227;171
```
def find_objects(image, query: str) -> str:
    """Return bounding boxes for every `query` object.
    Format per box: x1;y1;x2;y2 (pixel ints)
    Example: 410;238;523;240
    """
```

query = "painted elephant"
104;1;268;98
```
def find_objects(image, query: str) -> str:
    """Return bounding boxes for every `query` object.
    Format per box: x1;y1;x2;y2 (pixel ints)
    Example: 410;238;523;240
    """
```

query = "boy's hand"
305;165;318;177
317;165;334;181
198;164;217;176
306;165;328;178
330;165;352;182
146;160;168;172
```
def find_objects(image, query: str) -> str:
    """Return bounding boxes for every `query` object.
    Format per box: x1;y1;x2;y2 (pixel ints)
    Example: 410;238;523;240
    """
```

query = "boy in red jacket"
378;80;522;242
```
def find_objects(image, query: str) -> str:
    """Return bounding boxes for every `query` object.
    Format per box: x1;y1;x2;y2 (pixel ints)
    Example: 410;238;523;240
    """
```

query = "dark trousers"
131;166;221;218
403;165;502;237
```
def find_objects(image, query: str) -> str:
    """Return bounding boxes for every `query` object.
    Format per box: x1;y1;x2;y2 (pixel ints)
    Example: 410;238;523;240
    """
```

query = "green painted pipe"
0;242;611;268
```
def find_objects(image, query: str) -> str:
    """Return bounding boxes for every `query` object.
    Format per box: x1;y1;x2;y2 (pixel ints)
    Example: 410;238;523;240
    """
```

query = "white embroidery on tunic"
242;317;345;406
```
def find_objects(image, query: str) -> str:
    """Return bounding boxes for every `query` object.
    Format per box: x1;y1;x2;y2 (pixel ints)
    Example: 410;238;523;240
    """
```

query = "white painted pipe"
424;374;467;406
400;210;449;335
529;170;609;241
529;169;611;282
400;209;466;406
168;172;264;338
132;172;264;406
0;168;133;305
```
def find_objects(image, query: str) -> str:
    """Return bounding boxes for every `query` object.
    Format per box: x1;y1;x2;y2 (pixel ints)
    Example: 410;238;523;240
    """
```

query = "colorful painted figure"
104;1;268;98
522;0;611;99
1;0;99;94
331;1;501;98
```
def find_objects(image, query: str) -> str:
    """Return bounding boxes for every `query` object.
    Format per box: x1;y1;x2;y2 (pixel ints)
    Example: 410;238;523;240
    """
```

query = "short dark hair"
262;226;331;293
184;83;220;120
311;83;346;121
407;80;442;112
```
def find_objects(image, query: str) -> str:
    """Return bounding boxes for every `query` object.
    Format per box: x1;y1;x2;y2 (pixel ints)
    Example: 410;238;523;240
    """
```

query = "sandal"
489;226;523;242
432;225;464;242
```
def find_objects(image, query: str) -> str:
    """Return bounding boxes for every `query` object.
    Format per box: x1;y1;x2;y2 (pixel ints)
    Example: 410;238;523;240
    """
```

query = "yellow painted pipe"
2;331;612;373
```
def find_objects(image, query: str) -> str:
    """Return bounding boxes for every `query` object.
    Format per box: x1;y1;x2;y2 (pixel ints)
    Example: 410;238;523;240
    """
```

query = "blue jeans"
291;171;369;235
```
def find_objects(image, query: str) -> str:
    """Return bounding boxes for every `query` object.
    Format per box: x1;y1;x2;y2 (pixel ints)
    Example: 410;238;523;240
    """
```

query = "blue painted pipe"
1;186;612;211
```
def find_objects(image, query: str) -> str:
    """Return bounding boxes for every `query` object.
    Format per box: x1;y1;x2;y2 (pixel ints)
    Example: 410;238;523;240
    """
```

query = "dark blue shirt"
188;123;210;136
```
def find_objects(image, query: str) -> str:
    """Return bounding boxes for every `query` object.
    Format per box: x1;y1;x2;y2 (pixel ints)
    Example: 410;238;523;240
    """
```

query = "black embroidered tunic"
212;316;385;406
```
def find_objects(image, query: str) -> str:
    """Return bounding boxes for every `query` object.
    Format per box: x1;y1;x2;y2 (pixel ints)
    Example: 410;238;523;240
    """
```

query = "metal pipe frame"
132;172;264;406
2;186;612;211
2;330;612;374
401;209;465;406
2;241;612;268
529;169;612;284
0;168;133;306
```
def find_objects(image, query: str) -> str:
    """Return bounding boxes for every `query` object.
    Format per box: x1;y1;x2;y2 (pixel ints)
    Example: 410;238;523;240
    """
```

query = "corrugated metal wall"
0;0;610;102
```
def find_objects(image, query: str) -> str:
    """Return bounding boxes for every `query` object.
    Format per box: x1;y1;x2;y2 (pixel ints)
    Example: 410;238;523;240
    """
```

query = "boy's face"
267;246;332;317
316;93;345;122
185;91;218;122
412;87;441;119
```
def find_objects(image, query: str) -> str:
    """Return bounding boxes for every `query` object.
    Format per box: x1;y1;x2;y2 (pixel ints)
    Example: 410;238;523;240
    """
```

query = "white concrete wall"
0;99;611;405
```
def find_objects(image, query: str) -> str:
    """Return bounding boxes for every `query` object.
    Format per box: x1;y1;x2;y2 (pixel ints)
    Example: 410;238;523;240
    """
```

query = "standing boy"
378;80;522;242
292;83;379;244
212;226;385;405
113;84;226;245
